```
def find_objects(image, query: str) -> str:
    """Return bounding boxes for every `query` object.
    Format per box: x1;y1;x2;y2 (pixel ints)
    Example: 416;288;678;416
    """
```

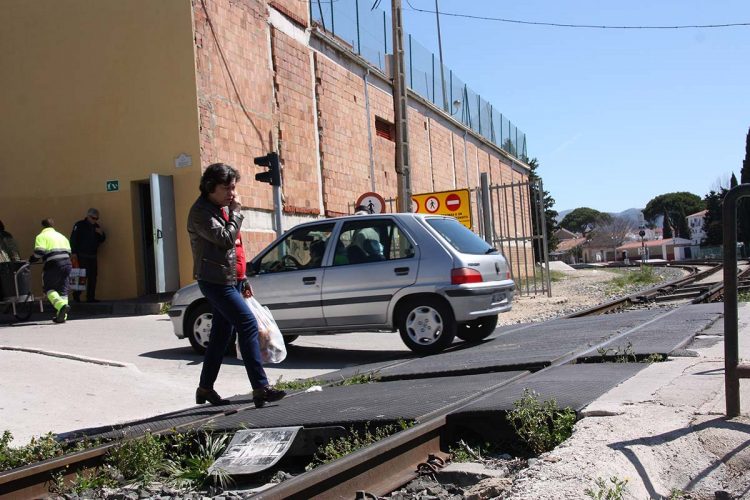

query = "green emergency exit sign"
106;180;119;192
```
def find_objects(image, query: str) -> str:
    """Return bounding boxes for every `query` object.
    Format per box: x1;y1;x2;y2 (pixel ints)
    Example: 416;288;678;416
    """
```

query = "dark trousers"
43;260;72;295
73;256;98;301
197;280;269;391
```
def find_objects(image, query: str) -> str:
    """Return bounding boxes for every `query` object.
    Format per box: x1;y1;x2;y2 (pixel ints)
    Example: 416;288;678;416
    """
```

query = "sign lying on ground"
209;426;302;475
412;189;472;228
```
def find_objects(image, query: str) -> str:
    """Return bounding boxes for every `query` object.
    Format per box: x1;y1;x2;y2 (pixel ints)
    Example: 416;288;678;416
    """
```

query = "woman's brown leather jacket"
187;196;244;285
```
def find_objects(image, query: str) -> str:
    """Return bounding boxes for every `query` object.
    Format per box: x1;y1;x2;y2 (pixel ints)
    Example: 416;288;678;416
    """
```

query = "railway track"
0;261;739;499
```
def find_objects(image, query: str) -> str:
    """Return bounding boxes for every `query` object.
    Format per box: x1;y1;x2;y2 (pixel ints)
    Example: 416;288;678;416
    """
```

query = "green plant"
306;421;412;470
50;466;119;495
165;432;232;490
643;353;665;363
596;341;636;363
607;266;659;291
336;371;380;386
508;389;576;455
274;375;323;391
584;476;628;499
449;439;488;463
160;302;172;314
738;290;750;302
0;431;65;472
106;432;166;485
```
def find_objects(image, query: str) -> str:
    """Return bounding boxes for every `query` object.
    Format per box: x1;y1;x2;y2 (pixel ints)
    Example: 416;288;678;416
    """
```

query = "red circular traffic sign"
425;196;440;213
445;193;461;212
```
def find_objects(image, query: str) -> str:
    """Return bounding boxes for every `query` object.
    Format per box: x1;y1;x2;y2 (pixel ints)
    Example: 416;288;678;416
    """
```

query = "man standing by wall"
70;208;105;302
30;218;72;323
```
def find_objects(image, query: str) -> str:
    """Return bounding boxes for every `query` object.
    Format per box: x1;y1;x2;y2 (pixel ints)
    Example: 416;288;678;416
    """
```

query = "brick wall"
193;0;275;215
271;27;320;215
314;54;371;215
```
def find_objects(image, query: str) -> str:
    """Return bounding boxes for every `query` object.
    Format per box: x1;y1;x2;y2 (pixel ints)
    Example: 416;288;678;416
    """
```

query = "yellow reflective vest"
32;227;71;264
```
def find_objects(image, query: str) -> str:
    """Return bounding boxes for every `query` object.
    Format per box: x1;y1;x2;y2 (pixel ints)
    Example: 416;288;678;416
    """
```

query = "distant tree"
560;207;611;234
527;158;559;261
702;189;725;246
642;192;704;239
587;216;635;259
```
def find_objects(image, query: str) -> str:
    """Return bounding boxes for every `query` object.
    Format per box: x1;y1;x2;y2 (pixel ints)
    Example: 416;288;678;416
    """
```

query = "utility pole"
435;0;448;112
391;0;412;212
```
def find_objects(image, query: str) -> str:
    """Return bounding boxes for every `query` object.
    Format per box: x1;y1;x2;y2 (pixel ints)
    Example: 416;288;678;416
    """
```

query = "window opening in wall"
375;116;394;141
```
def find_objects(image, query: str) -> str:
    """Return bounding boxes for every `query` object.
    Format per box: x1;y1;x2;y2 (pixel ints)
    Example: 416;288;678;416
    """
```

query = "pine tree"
527;158;558;261
739;128;750;245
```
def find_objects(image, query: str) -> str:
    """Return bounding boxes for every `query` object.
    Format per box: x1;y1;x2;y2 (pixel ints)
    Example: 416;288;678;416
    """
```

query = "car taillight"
451;267;483;285
506;271;511;280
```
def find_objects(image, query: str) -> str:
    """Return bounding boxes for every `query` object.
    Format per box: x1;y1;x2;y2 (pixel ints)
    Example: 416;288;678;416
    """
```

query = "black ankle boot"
195;387;230;406
253;386;286;408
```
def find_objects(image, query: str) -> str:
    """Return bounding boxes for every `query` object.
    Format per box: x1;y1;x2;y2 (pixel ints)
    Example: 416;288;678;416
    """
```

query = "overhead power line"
404;0;750;30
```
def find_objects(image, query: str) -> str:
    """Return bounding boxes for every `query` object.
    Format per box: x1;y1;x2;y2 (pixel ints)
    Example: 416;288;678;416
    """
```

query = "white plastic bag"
240;295;287;364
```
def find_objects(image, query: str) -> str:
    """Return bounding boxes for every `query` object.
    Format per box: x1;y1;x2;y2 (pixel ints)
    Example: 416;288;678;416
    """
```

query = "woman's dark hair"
199;163;240;196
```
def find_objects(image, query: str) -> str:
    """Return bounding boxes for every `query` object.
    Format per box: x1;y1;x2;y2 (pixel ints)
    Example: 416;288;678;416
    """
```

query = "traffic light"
254;152;281;187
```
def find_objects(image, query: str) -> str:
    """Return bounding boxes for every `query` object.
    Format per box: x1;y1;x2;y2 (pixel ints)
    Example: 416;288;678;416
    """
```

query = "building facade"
2;0;532;299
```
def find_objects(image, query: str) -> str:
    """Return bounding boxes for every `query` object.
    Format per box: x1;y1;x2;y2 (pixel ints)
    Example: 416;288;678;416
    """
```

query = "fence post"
722;184;750;417
481;173;492;245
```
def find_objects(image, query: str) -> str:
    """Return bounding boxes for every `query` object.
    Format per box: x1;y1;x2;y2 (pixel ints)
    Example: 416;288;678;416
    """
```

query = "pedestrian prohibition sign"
411;189;472;228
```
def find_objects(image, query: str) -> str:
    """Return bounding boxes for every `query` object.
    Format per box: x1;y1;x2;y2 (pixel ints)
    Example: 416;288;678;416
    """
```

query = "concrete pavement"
0;314;411;445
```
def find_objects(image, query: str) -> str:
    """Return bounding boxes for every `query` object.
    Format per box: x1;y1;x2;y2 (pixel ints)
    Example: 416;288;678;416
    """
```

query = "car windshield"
426;217;494;255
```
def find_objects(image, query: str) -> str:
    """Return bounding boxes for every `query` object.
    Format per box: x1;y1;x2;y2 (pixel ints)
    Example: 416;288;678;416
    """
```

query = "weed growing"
507;389;576;455
159;302;172;315
739;290;750;302
335;371;380;386
449;439;490;463
273;376;323;392
165;432;232;490
306;420;412;470
596;341;637;363
0;431;65;472
106;432;167;486
607;265;659;291
584;476;629;499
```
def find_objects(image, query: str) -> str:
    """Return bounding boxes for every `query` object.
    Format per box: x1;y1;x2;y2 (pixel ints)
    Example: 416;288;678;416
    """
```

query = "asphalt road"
0;313;413;445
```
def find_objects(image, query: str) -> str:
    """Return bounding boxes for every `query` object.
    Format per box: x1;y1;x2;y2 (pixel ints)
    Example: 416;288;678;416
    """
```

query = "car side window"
333;219;414;266
257;223;334;273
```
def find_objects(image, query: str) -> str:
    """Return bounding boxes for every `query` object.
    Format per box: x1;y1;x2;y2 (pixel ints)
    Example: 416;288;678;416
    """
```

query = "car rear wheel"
398;297;456;355
456;315;498;342
185;301;235;355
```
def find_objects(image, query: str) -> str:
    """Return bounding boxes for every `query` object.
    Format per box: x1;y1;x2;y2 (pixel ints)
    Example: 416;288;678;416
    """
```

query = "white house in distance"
687;210;708;245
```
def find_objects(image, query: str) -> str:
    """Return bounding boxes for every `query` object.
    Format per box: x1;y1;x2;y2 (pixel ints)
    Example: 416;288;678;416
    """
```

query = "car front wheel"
185;301;236;355
186;301;212;354
456;315;498;342
398;297;456;355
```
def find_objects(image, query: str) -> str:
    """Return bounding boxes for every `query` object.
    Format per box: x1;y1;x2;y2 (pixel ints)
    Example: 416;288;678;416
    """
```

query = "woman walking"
187;163;285;408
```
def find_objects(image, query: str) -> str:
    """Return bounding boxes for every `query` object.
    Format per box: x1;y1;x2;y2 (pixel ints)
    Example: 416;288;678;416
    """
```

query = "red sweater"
222;208;246;280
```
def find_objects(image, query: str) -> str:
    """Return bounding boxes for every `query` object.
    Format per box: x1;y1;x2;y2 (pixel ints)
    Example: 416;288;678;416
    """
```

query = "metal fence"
310;0;527;159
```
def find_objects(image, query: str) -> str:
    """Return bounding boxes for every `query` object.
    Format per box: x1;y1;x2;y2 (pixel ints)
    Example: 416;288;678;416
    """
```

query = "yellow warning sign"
412;189;472;228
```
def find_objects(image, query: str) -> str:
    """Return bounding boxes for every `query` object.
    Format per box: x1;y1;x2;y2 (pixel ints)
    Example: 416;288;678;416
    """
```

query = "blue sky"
399;0;750;213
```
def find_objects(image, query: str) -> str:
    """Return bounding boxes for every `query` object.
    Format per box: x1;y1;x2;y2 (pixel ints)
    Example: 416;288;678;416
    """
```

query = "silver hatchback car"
168;213;514;355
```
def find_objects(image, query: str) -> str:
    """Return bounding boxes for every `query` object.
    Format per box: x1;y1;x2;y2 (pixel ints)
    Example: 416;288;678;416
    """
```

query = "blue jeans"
197;280;269;391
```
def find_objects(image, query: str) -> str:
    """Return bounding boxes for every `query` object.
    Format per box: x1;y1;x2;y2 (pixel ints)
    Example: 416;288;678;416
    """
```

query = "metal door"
149;174;180;293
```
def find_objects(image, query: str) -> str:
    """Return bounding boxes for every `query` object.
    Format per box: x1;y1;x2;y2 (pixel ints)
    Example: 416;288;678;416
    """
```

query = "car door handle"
394;267;410;276
302;276;317;285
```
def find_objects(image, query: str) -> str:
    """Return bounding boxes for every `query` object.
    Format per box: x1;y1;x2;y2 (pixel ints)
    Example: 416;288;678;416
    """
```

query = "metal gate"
478;175;551;297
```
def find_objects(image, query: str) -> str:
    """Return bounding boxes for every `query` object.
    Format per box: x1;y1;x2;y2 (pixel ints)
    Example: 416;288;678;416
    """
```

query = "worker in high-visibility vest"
29;218;72;323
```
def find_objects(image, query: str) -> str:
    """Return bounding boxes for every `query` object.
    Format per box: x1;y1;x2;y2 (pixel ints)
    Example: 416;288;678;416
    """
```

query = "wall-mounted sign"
174;153;193;168
106;180;119;192
355;191;386;214
412;188;472;228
